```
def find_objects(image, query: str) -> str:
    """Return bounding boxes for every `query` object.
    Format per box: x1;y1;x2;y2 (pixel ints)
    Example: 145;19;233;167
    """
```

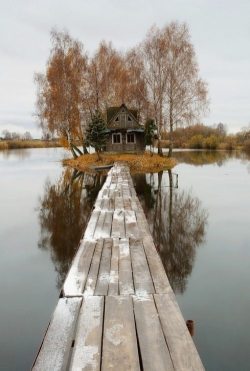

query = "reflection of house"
105;104;145;153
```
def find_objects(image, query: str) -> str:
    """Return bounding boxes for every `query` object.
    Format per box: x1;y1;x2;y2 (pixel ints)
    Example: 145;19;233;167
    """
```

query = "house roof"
106;104;138;124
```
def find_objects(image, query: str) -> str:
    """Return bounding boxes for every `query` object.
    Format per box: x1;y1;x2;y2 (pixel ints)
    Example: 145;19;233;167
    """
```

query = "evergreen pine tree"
86;111;109;160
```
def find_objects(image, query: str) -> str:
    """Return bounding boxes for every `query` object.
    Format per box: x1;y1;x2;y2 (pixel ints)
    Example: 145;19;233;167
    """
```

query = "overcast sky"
1;0;250;137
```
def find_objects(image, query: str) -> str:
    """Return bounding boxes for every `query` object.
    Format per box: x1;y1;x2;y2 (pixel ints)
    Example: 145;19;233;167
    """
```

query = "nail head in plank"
102;296;140;371
154;293;205;371
69;296;104;371
133;295;174;371
33;298;82;371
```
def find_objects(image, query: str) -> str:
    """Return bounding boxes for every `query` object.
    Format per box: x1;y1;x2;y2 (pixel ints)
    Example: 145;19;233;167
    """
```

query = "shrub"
204;135;219;150
188;135;204;149
243;139;250;153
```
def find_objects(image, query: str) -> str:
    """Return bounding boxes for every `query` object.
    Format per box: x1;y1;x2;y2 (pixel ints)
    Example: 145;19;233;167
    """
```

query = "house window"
127;133;135;143
112;133;122;144
115;117;119;122
128;116;132;121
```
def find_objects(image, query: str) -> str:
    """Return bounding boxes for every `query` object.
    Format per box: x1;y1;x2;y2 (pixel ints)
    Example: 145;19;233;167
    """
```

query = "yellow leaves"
64;152;176;174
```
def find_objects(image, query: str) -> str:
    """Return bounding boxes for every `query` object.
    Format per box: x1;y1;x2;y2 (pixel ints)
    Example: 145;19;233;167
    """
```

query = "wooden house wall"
105;132;145;153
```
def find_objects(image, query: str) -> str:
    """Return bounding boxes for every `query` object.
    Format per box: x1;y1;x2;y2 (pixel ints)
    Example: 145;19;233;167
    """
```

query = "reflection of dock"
33;164;204;370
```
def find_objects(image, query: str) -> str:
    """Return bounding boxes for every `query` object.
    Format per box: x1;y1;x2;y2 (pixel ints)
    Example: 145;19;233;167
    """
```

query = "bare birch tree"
35;29;88;157
141;22;208;156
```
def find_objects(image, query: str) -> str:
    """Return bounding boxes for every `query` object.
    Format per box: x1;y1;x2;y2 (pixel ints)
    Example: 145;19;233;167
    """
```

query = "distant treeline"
159;123;250;152
0;139;61;150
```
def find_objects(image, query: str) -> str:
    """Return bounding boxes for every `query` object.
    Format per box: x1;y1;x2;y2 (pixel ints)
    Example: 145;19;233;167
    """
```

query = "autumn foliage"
35;22;208;157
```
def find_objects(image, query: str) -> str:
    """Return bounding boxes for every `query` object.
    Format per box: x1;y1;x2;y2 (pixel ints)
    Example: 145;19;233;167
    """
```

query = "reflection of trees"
2;148;31;160
38;168;104;289
173;150;233;166
135;171;208;294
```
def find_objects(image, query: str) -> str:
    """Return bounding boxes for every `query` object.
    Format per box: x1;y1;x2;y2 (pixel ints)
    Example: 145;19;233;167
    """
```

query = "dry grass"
64;152;176;174
0;140;62;150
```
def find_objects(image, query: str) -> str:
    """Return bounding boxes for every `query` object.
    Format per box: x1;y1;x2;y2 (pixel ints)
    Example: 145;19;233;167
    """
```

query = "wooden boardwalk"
33;164;205;371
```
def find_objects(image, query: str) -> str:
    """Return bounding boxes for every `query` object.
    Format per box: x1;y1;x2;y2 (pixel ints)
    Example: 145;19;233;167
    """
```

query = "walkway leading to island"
33;163;204;371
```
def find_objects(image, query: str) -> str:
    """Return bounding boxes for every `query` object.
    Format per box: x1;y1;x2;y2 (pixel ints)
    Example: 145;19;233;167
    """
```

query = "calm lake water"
0;148;250;371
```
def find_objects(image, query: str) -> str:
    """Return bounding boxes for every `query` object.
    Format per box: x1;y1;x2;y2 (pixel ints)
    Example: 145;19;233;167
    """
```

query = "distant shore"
0;139;62;150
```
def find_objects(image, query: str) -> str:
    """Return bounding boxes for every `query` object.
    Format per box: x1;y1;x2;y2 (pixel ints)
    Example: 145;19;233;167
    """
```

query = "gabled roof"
106;104;138;124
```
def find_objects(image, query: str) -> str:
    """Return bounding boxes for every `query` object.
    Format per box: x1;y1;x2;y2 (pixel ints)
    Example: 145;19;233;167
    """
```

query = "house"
105;104;145;153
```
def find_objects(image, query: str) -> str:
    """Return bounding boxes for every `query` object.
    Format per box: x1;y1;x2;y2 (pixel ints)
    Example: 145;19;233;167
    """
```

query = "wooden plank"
135;210;151;236
33;298;82;371
124;210;140;239
118;238;134;295
111;209;125;238
154;293;205;371
133;295;174;371
94;238;112;295
130;238;155;295
102;296;140;371
108;238;119;295
101;198;110;210
69;296;104;371
143;235;172;294
102;211;113;237
114;196;124;210
94;198;102;210
63;241;96;296
93;211;106;238
84;239;103;296
84;210;100;240
123;197;132;210
109;195;115;211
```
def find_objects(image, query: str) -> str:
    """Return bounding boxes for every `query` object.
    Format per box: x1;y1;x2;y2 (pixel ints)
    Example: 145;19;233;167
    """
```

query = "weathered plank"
130;238;155;295
102;211;113;237
93;211;106;239
84;239;103;296
111;209;125;238
33;298;82;371
108;238;119;295
143;235;172;294
123;197;132;210
95;239;112;295
118;238;134;295
102;296;140;371
125;210;140;238
84;210;100;240
69;296;104;371
133;295;174;371
114;196;124;210
63;241;96;296
101;198;110;210
154;293;205;371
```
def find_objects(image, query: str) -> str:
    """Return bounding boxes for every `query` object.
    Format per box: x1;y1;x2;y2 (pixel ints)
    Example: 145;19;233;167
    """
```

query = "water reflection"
134;171;208;293
173;150;234;166
38;168;105;289
1;148;31;160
